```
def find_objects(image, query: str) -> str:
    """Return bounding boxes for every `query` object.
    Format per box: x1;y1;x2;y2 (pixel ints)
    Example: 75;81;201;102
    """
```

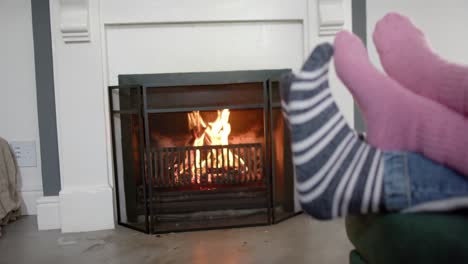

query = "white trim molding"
59;186;114;233
36;187;115;232
37;196;61;230
59;0;90;43
20;188;43;215
318;0;345;36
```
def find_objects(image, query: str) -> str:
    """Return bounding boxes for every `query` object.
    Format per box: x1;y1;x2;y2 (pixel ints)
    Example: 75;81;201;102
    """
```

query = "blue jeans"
383;152;468;212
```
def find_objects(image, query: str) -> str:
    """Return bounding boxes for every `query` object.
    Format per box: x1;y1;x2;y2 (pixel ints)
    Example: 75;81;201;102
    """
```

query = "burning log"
177;109;249;184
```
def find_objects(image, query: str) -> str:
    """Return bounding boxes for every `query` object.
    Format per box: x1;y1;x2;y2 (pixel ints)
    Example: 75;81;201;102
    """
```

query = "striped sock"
281;43;385;219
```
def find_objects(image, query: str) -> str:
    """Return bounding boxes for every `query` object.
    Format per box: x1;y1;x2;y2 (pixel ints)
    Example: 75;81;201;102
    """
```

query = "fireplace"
109;70;296;234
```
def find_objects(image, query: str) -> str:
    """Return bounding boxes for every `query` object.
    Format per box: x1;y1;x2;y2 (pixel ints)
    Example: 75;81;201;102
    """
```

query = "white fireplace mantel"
42;0;353;232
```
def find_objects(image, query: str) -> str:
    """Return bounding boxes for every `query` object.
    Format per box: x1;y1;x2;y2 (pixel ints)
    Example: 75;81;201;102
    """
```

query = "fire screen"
109;70;296;234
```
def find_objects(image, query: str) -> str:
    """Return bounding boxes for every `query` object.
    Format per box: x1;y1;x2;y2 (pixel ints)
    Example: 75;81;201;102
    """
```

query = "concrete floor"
0;214;353;264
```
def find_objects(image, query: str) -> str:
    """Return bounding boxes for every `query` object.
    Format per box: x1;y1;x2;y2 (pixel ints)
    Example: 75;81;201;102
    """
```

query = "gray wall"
352;0;367;132
31;0;61;196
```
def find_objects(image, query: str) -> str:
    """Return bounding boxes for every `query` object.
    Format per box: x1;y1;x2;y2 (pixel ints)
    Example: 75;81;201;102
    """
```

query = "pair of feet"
335;13;468;176
280;13;468;219
373;13;468;117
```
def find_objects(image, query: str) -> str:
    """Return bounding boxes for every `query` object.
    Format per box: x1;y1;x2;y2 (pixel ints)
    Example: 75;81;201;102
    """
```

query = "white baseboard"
20;189;43;215
37;196;61;230
59;185;114;233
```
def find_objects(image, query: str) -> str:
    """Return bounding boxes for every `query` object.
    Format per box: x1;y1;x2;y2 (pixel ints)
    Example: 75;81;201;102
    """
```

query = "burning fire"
179;109;248;183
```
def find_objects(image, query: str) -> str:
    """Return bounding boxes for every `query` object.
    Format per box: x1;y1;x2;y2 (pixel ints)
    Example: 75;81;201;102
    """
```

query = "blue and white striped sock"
281;43;385;219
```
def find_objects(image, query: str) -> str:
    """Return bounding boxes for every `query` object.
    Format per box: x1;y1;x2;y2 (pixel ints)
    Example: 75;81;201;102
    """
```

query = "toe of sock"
373;12;424;55
302;43;334;72
334;31;368;61
333;31;369;82
334;30;386;115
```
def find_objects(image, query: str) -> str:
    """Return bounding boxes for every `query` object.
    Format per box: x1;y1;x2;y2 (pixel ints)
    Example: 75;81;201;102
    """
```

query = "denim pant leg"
383;151;468;212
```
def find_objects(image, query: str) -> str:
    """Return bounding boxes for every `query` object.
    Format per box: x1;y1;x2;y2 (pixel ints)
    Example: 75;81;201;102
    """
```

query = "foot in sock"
373;12;468;117
281;43;385;219
281;43;468;220
333;30;468;177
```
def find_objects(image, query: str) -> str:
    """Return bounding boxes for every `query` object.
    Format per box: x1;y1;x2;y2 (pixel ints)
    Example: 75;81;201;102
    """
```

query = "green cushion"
350;250;368;264
346;213;468;264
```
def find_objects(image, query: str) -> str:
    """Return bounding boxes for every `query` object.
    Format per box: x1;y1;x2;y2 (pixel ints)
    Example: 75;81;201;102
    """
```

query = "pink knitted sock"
373;12;468;117
334;30;468;176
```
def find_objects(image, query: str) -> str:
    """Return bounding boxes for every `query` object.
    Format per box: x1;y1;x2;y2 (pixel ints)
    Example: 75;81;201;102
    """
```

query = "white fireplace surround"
38;0;354;232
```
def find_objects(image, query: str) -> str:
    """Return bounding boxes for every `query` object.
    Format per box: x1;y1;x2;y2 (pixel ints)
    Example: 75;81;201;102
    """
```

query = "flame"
179;109;247;183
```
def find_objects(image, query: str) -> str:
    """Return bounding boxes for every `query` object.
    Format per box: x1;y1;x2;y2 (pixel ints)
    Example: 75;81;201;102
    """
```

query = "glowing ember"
178;109;248;183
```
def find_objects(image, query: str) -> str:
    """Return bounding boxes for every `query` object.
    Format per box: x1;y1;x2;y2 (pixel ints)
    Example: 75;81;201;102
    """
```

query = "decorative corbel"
59;0;90;43
318;0;345;36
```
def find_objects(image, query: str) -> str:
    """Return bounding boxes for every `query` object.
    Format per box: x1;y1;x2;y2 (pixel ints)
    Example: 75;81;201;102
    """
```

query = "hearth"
109;70;295;234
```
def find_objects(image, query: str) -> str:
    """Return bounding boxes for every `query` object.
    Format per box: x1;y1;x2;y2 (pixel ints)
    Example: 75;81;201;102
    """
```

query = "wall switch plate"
10;141;37;167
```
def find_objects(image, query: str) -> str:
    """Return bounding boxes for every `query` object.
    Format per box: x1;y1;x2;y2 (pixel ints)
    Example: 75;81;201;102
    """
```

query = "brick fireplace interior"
110;70;296;233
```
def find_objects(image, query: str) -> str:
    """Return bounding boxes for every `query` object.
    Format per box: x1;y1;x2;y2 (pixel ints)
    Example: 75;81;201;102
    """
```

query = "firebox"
109;70;296;234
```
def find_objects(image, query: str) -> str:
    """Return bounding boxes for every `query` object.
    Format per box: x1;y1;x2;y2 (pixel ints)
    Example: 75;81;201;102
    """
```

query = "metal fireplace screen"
109;70;296;234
